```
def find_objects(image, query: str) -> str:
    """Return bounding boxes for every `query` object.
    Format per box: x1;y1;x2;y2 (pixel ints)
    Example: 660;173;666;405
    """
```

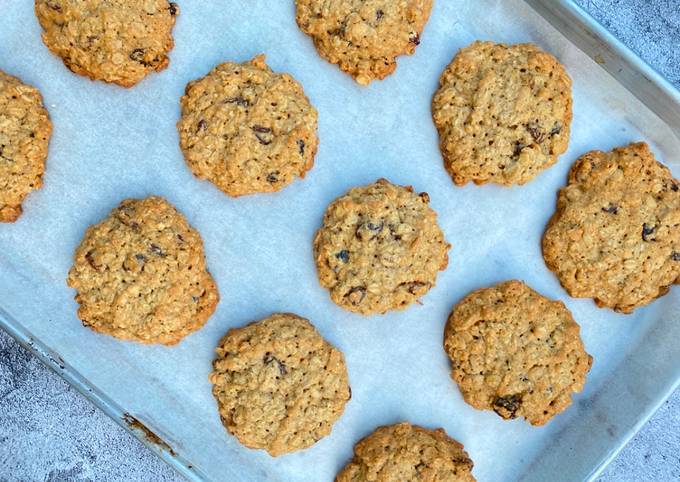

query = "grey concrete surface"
1;1;679;481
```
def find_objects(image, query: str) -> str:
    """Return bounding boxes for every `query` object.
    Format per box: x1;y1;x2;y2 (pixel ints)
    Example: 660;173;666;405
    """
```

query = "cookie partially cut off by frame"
209;313;350;456
444;280;592;425
543;142;680;313
295;0;433;85
336;422;475;481
67;196;219;345
0;70;52;222
35;0;178;87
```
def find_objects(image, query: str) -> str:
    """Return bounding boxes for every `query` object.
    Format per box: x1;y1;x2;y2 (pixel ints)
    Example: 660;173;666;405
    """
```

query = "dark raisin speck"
297;139;305;155
263;353;287;375
513;142;527;157
409;33;421;45
602;203;618;214
642;223;656;242
252;125;272;145
134;254;147;263
376;9;384;20
549;124;562;137
129;49;146;63
197;120;207;132
149;244;165;256
336;250;350;263
252;125;272;133
672;183;679;192
46;1;61;11
226;96;249;107
672;252;680;261
266;172;279;183
168;2;178;15
85;251;99;270
493;394;521;419
526;124;546;143
192;295;200;302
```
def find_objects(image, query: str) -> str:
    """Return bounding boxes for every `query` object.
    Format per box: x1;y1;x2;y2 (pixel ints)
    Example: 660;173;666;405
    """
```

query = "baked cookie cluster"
1;1;677;479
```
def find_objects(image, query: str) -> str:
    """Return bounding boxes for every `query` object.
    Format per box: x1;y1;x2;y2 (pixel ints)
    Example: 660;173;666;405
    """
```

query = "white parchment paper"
1;1;679;481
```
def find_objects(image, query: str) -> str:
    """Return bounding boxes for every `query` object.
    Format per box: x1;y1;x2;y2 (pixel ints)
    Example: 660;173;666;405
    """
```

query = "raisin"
549;124;562;137
419;192;430;203
347;386;352;400
526;124;546;143
46;1;61;11
252;125;272;145
376;9;384;20
399;281;428;295
252;125;272;133
642;223;656;242
129;49;148;65
513;142;527;157
191;295;200;302
672;183;679;192
85;251;100;270
134;254;147;263
672;252;680;261
263;353;287;375
492;394;521;419
356;221;384;240
297;139;305;155
409;33;420;45
225;96;249;107
266;172;279;183
346;287;366;306
335;250;349;263
176;233;185;243
168;2;178;15
602;203;618;214
196;120;207;132
149;244;165;256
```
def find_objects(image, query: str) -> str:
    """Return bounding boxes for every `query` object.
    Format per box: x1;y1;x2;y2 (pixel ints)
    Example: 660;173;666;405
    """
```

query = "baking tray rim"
1;1;679;481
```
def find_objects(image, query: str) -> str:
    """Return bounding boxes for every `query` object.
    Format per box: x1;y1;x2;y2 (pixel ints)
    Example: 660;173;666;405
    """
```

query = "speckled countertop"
1;1;679;481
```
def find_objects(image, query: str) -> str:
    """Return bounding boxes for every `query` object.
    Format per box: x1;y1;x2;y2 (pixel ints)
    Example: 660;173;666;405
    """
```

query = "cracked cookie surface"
432;41;572;186
0;70;52;222
313;179;450;315
336;422;475;482
178;55;318;197
67;196;218;345
444;280;592;426
209;313;350;456
543;142;680;313
35;0;178;87
295;0;433;85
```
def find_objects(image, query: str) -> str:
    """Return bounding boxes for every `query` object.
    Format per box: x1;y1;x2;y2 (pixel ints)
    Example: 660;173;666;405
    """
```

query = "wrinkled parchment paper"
1;1;678;481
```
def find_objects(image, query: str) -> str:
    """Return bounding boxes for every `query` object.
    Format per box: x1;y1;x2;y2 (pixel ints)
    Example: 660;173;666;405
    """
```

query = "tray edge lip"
1;1;679;481
0;306;205;482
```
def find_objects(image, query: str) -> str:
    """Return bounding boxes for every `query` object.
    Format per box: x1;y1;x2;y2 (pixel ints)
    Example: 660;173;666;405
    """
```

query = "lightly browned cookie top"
35;0;179;87
209;313;350;456
444;280;592;426
67;196;219;345
432;41;573;186
295;0;433;85
178;55;318;197
336;422;475;482
543;142;680;313
0;70;52;222
313;178;450;315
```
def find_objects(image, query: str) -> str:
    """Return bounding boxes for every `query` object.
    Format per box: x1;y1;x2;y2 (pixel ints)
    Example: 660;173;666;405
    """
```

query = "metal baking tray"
1;1;678;481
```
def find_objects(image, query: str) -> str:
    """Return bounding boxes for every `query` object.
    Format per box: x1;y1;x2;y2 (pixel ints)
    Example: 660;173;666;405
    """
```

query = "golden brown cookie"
177;55;318;197
543;142;680;313
336;422;475;482
432;41;573;186
209;313;350;456
313;179;450;315
35;0;178;87
67;196;218;345
444;280;592;426
295;0;433;85
0;70;52;222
